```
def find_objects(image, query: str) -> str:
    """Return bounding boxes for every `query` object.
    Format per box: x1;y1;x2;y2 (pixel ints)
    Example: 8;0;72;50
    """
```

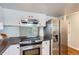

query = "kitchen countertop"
0;36;51;55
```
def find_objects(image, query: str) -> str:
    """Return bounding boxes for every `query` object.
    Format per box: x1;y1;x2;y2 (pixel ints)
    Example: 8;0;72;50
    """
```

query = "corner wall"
67;11;79;50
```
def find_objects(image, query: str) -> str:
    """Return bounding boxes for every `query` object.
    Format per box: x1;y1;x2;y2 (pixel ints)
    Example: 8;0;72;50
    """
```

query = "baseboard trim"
68;46;79;55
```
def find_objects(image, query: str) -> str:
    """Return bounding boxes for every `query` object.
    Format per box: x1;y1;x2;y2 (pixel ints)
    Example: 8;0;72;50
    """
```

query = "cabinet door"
0;6;4;22
4;14;20;26
3;44;20;55
4;9;20;26
39;19;46;27
38;20;45;27
42;40;50;55
0;6;4;30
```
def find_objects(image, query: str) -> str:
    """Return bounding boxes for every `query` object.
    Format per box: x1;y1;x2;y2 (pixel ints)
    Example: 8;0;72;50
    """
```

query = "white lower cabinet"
3;44;20;55
42;40;50;55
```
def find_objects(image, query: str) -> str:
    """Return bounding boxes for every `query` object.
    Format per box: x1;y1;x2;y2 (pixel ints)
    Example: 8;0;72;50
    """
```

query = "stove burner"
19;37;42;44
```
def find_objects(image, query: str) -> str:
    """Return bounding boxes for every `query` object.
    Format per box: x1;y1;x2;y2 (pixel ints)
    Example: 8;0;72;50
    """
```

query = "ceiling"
0;3;79;17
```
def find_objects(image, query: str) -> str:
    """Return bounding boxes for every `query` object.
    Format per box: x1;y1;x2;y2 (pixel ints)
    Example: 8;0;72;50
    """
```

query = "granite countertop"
0;36;51;44
0;45;9;55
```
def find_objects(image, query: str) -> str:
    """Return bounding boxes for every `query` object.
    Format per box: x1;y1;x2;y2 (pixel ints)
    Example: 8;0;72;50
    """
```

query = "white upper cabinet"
3;9;20;26
3;8;46;27
0;6;4;30
38;15;46;27
0;6;4;22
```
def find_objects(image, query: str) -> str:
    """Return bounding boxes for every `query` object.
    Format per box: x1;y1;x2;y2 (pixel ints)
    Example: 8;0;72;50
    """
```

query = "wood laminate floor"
68;47;79;55
53;45;79;55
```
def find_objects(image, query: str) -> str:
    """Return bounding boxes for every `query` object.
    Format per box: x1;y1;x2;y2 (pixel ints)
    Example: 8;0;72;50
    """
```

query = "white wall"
67;11;79;50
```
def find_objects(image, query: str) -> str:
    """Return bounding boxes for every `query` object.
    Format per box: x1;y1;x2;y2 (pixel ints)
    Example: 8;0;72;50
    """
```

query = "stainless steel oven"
20;43;42;55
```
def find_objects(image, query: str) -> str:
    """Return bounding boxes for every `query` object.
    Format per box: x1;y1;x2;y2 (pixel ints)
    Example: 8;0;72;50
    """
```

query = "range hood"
20;18;39;27
21;19;38;24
